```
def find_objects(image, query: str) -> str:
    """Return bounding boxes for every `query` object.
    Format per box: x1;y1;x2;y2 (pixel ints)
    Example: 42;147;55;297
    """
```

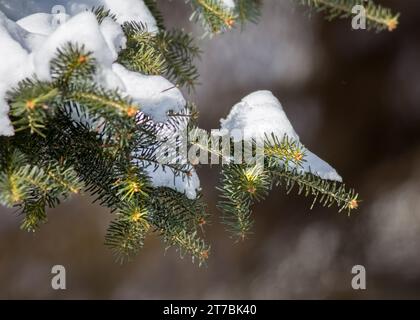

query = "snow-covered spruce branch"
188;0;241;34
0;0;380;265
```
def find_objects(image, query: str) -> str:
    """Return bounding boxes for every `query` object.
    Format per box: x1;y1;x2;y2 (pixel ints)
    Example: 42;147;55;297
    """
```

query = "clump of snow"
221;0;236;10
222;91;298;142
0;11;33;136
33;12;115;80
112;64;186;122
17;12;70;36
100;17;127;60
221;91;342;182
144;166;201;200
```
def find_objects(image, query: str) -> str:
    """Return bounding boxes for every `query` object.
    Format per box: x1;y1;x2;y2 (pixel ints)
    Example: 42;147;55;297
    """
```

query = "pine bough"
0;0;398;265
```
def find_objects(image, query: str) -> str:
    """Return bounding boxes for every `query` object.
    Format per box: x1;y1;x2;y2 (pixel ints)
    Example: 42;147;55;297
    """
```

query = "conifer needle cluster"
0;0;398;264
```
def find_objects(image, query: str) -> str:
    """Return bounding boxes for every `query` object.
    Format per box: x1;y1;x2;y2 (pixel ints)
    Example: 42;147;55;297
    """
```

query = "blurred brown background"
1;0;420;299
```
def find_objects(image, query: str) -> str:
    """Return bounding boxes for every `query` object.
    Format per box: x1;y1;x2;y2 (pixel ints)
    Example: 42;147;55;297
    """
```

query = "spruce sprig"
120;22;201;90
235;0;262;26
0;2;370;265
217;135;358;239
187;0;236;33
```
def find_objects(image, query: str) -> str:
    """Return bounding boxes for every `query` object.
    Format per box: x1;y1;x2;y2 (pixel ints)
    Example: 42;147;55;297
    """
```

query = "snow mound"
0;11;33;136
221;0;236;10
33;12;115;80
145;166;201;200
112;64;186;122
221;91;342;182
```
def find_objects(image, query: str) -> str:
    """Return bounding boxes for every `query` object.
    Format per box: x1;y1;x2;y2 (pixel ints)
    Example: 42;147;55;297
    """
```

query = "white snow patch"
221;91;342;182
94;65;126;91
112;63;186;122
100;17;126;60
221;0;235;10
145;166;201;200
17;12;69;36
0;11;33;136
33;12;115;81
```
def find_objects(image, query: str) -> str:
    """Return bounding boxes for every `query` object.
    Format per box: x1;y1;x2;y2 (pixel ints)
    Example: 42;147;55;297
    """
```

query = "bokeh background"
1;0;420;299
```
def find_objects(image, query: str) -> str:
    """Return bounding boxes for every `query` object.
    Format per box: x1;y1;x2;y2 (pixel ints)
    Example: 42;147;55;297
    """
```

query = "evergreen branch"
188;130;305;166
187;127;230;164
50;43;96;89
162;228;210;266
69;87;138;118
7;80;59;136
156;30;201;90
216;135;303;239
143;0;166;30
119;22;167;75
187;0;236;33
0;3;366;266
24;114;152;261
25;114;209;263
105;203;150;262
27;114;121;210
131;111;196;177
264;134;306;165
0;149;82;211
112;166;151;201
53;117;140;210
145;186;209;264
19;197;48;232
297;0;399;31
65;90;138;151
235;0;262;25
135;154;193;177
50;44;139;122
271;166;359;215
105;185;210;263
120;22;201;90
216;133;358;237
0;149;29;206
218;163;270;239
14;162;81;204
148;187;209;232
91;6;117;23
